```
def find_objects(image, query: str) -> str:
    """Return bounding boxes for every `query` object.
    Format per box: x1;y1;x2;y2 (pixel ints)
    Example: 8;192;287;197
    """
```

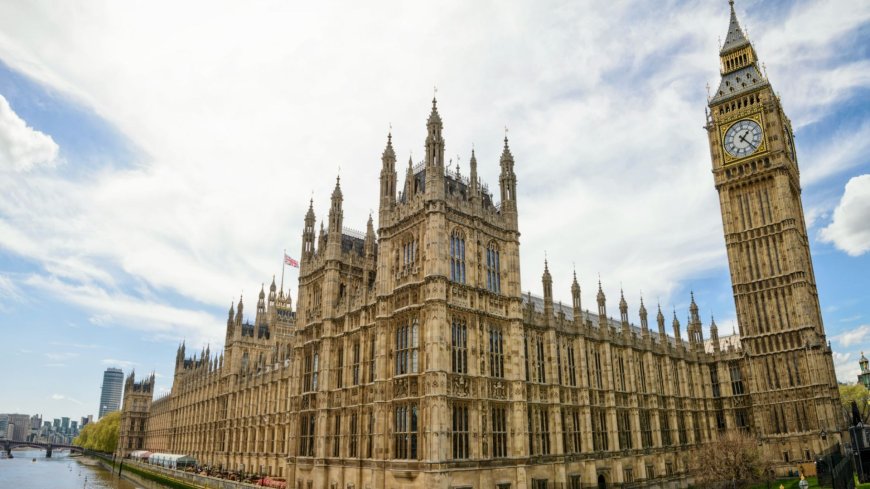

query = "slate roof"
710;64;768;104
721;2;750;54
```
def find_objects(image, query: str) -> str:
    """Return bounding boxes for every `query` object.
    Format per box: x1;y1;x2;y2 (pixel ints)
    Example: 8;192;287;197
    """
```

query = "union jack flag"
284;254;299;268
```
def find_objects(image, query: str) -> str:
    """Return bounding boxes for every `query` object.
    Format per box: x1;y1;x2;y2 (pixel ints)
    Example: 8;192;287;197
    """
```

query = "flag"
284;254;299;268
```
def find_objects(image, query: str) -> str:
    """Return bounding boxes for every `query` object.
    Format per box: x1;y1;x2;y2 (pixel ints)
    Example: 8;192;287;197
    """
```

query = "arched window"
486;242;501;293
402;234;418;269
450;230;466;283
451;317;468;374
395;318;419;375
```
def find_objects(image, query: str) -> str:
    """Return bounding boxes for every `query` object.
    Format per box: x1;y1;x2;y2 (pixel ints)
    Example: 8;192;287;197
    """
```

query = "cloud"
101;358;137;370
50;393;83;405
834;351;861;384
0;93;58;171
0;0;865;349
44;351;79;361
833;324;870;348
820;175;870;256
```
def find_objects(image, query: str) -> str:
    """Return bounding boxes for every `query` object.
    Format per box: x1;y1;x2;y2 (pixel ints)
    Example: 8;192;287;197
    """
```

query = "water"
0;449;169;489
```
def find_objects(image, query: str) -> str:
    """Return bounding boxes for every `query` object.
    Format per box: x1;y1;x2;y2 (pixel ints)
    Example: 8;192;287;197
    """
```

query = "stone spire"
425;97;444;168
710;316;721;353
328;175;344;235
302;198;316;262
235;296;244;325
269;275;277;305
542;259;554;325
404;155;415;199
571;269;581;324
499;135;518;220
469;148;479;199
365;213;376;258
380;131;397;212
672;310;683;345
639;296;649;337
656;303;666;341
596;280;607;329
619;289;629;326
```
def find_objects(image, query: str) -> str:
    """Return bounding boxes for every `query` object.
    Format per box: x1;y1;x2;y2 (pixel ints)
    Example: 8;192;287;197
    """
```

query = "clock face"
723;119;763;158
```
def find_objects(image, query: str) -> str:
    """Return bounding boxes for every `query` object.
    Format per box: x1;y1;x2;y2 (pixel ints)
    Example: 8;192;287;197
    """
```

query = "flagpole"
280;249;286;296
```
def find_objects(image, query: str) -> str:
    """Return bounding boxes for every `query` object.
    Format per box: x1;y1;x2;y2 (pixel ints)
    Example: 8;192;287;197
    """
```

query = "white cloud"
820;175;870;256
50;393;83;405
0;93;58;171
834;351;862;384
101;358;137;370
0;0;865;347
44;351;79;361
833;324;870;348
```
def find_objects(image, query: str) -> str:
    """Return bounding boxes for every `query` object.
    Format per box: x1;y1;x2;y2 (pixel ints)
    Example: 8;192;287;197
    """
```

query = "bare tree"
689;430;776;489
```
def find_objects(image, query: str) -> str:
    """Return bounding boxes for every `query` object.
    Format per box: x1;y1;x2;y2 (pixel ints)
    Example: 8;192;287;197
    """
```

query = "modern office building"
99;367;124;419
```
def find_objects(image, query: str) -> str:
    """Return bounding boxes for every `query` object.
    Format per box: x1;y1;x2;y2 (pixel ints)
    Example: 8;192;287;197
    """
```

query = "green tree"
73;411;120;453
839;383;870;411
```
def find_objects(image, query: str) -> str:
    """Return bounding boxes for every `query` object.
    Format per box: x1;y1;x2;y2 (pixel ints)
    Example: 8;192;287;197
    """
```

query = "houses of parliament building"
119;2;842;488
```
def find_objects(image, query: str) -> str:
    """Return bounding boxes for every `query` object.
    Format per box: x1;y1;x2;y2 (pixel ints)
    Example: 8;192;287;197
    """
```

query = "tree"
689;430;775;489
839;383;870;411
73;411;120;453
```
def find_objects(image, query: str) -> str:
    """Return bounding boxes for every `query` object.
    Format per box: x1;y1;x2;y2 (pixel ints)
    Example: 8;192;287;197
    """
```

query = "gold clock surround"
719;113;767;165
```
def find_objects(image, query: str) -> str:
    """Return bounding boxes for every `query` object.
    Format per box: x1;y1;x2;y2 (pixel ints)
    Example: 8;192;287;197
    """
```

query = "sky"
0;0;868;421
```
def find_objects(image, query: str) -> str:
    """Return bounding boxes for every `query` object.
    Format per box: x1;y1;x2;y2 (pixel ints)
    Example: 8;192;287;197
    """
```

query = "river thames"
0;449;170;489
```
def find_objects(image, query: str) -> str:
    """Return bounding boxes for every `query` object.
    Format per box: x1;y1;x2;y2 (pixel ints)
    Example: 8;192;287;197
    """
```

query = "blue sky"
0;0;868;421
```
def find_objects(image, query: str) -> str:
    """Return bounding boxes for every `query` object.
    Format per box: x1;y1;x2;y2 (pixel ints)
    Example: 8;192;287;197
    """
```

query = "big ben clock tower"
707;1;841;454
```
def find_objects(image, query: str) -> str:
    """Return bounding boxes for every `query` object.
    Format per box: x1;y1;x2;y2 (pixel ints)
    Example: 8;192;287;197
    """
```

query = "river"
0;449;171;489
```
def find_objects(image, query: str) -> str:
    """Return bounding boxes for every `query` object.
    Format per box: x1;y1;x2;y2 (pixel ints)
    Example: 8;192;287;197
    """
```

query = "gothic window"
366;410;374;458
486;242;501;293
394;405;418;459
562;408;581;454
450;230;466;284
451;318;468;374
535;335;546;383
591;407;608;451
735;409;750;431
368;336;376;383
710;365;721;398
336;347;344;389
556;342;563;385
729;362;744;395
637;352;647;392
395;319;419;375
489;326;504;378
660;410;672;446
299;413;316;457
302;350;320;393
567;343;577;386
452;404;470;459
531;480;548;489
616;353;627;391
492;405;508;458
617;408;633;450
523;334;530;381
332;414;341;457
527;405;550;456
349;413;359;458
640;410;653;448
402;235;418;269
352;342;361;385
588;345;603;389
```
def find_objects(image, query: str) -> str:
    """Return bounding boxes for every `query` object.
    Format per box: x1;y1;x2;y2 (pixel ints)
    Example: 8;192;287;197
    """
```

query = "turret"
424;97;445;201
656;303;666;343
469;148;479;201
379;131;397;215
302;199;316;263
619;289;629;335
571;270;581;325
542;259;554;325
672;311;683;346
596;281;607;328
710;316;721;354
235;296;244;326
688;292;704;350
365;214;376;258
225;301;235;345
269;276;277;307
639;297;650;338
328;176;344;236
499;136;518;226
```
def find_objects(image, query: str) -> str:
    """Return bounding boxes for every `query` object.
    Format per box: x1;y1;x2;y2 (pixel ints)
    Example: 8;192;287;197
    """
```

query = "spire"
542;258;554;324
427;97;442;128
380;131;397;210
710;315;721;353
469;148;479;197
571;268;581;320
721;0;749;54
235;296;244;325
672;310;682;343
302;198;316;261
425;97;444;170
639;296;649;336
657;303;666;341
365;213;376;257
328;175;344;234
596;279;607;324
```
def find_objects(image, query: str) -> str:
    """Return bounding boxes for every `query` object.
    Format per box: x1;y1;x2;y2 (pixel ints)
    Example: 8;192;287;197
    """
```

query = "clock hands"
738;131;757;150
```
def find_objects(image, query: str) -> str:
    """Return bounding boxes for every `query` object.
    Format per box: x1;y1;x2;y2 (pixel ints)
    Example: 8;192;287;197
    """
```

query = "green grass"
749;475;870;489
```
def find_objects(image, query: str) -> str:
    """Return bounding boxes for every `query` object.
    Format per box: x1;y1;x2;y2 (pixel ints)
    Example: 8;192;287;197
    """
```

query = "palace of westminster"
118;3;842;488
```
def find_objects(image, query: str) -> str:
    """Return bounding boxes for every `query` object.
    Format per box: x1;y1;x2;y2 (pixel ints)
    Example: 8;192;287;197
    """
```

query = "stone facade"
128;3;842;488
119;371;155;455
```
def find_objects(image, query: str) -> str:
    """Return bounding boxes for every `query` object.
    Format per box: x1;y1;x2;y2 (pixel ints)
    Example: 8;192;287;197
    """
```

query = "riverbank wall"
88;452;263;489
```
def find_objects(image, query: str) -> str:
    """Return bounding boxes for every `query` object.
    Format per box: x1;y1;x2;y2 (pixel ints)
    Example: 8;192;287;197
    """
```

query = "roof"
721;2;750;54
710;64;768;104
